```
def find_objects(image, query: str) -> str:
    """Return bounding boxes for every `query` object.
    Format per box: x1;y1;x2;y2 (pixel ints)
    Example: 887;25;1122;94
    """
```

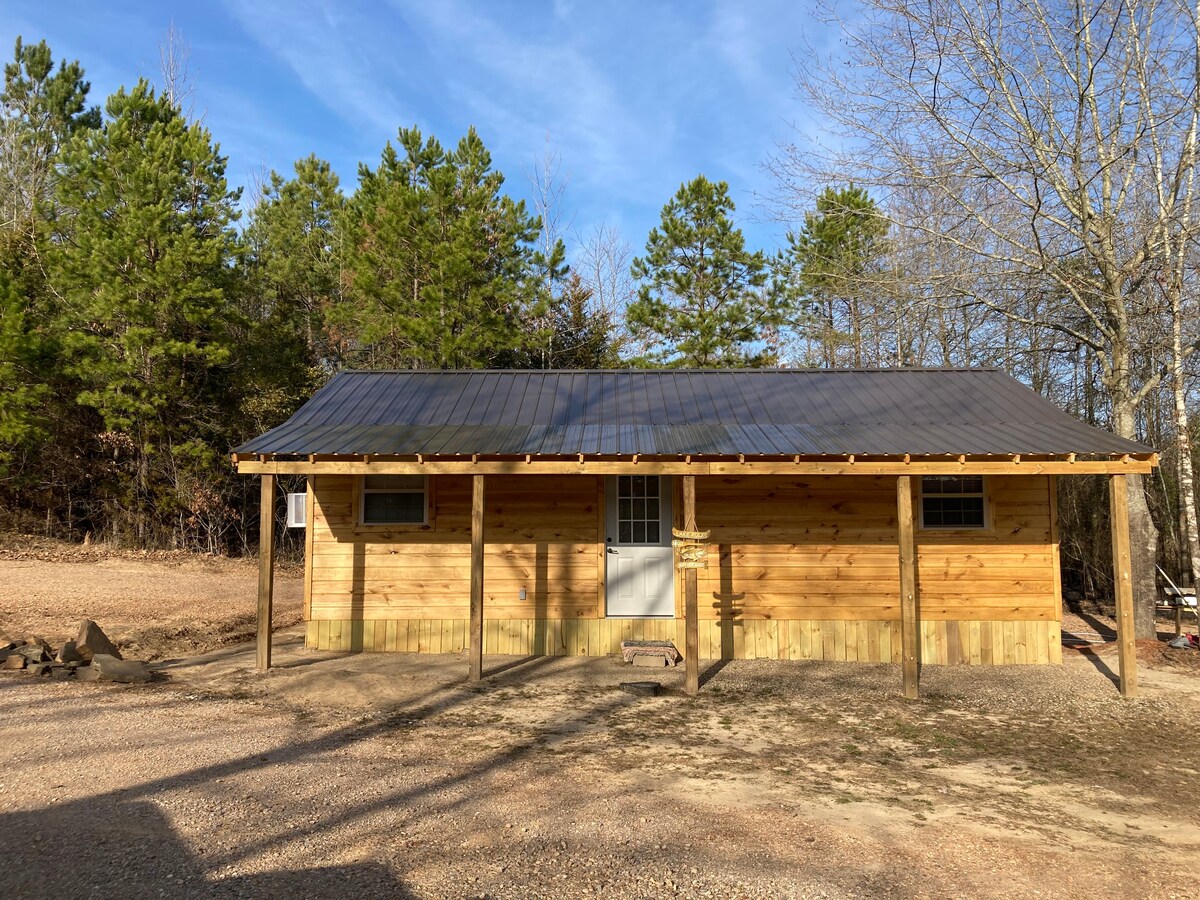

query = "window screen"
921;475;985;528
362;475;426;524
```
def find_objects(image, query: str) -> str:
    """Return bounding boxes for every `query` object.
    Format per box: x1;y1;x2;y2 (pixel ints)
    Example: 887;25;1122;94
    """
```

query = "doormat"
620;640;680;665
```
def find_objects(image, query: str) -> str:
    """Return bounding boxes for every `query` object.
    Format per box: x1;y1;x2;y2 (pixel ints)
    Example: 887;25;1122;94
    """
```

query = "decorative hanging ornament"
672;528;711;570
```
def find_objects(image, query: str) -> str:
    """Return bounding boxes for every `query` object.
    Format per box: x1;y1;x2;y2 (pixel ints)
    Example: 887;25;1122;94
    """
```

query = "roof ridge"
336;367;1004;375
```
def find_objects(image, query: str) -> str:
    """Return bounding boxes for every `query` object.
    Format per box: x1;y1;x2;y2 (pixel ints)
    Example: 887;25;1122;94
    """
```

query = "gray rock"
632;654;669;668
619;681;662;696
2;653;27;670
17;643;50;664
75;665;100;682
29;662;58;676
50;666;75;680
75;619;121;661
88;654;151;684
56;640;84;665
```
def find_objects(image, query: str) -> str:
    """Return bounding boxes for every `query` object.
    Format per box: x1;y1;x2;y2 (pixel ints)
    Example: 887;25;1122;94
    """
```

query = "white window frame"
919;475;989;531
360;474;429;526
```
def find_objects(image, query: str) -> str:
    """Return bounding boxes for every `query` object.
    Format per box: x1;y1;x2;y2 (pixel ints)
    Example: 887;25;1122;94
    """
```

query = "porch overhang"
233;451;1157;476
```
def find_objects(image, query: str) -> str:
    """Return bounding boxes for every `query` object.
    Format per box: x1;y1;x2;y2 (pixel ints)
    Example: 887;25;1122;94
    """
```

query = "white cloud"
219;0;410;139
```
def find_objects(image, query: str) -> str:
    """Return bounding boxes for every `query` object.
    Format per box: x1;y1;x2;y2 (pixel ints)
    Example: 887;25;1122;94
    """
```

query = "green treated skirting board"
305;617;1062;665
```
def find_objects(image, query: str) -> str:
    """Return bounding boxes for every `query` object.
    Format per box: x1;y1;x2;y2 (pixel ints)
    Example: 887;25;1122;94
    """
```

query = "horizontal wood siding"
694;474;1058;624
307;472;1061;664
309;474;600;623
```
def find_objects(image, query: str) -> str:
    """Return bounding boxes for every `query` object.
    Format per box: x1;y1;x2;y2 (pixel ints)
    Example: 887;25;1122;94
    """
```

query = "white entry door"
605;475;674;617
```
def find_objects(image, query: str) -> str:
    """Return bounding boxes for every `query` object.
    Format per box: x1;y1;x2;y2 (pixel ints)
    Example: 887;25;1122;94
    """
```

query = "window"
920;475;986;529
362;475;427;525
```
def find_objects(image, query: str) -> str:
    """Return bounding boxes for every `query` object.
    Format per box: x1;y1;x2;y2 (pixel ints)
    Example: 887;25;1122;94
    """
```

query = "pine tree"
338;126;544;369
0;261;46;468
0;38;100;505
785;185;889;366
627;175;777;367
245;154;345;367
49;79;242;541
1;36;100;228
548;272;620;368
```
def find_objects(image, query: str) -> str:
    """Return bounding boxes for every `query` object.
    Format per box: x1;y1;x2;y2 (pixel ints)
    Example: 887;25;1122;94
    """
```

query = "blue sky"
2;0;830;255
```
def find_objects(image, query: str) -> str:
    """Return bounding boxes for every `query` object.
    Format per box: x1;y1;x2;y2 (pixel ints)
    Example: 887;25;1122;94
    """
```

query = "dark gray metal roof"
234;369;1152;458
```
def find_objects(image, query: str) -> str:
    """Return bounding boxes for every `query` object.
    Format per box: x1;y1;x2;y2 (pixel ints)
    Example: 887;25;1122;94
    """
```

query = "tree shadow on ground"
0;798;412;899
4;663;643;886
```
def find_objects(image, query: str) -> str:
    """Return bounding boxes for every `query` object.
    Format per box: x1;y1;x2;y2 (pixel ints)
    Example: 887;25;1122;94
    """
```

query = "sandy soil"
0;536;302;660
2;550;1200;898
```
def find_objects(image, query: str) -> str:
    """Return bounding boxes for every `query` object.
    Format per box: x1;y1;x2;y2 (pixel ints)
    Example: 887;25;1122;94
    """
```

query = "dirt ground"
0;535;303;659
2;545;1200;898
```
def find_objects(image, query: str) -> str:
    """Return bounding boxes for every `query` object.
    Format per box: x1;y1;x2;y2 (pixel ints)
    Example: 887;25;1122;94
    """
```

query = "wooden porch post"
1109;475;1139;697
256;474;276;672
469;474;485;682
682;475;699;695
896;475;920;699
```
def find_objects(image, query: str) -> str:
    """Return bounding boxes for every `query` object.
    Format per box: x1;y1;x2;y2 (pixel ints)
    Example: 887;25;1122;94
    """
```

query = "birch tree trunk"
1171;309;1200;583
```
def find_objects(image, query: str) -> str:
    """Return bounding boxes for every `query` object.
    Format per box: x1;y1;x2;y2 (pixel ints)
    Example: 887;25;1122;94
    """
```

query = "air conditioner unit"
286;492;307;528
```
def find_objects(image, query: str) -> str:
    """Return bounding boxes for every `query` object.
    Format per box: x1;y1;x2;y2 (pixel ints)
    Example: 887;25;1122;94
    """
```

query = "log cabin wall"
306;472;1061;665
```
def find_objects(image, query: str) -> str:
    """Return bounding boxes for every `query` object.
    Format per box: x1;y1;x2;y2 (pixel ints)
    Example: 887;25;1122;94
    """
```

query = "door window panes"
616;476;663;544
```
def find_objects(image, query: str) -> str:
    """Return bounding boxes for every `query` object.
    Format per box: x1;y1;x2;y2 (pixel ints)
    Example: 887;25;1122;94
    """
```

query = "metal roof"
234;369;1152;458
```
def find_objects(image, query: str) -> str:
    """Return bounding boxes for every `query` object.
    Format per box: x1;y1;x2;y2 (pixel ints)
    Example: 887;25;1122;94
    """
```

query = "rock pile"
0;619;152;684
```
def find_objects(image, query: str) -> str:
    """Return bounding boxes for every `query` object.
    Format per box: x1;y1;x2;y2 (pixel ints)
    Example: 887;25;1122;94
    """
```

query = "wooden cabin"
235;369;1155;697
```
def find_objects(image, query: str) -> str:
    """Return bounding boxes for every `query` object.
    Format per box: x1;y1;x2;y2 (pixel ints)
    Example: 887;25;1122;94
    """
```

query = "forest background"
3;0;1198;638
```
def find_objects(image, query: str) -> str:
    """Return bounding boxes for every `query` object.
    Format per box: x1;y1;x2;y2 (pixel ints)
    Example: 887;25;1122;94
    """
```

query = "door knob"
607;548;618;554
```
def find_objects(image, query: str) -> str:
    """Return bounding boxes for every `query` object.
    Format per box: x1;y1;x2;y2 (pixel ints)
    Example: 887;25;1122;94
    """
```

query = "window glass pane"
632;522;646;543
646;499;659;522
363;491;425;524
922;497;984;528
618;521;632;542
618;476;631;496
922;475;983;495
365;474;424;491
646;522;660;544
645;477;659;498
633;499;645;520
618;498;632;520
632;475;646;497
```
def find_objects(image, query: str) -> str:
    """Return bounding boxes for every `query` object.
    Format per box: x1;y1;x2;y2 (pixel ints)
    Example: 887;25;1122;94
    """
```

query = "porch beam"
237;456;1156;478
1108;475;1139;697
896;475;920;699
682;475;699;695
468;474;485;682
256;474;276;672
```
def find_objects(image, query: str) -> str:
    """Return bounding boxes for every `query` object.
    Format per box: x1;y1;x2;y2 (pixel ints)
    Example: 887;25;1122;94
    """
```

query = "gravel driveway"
2;545;1198;897
3;623;1199;899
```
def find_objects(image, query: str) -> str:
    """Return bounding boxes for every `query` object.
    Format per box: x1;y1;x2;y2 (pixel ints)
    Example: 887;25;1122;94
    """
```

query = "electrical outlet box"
519;587;527;601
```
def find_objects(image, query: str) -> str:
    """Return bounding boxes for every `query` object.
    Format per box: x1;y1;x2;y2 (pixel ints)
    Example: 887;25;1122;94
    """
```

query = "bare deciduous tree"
158;23;198;121
578;221;639;359
777;0;1200;635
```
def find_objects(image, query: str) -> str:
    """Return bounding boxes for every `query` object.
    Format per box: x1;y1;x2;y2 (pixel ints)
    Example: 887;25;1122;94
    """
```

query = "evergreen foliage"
0;36;100;227
245;155;345;368
0;261;46;465
627;175;779;367
337;126;544;369
48;79;243;541
783;185;890;366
